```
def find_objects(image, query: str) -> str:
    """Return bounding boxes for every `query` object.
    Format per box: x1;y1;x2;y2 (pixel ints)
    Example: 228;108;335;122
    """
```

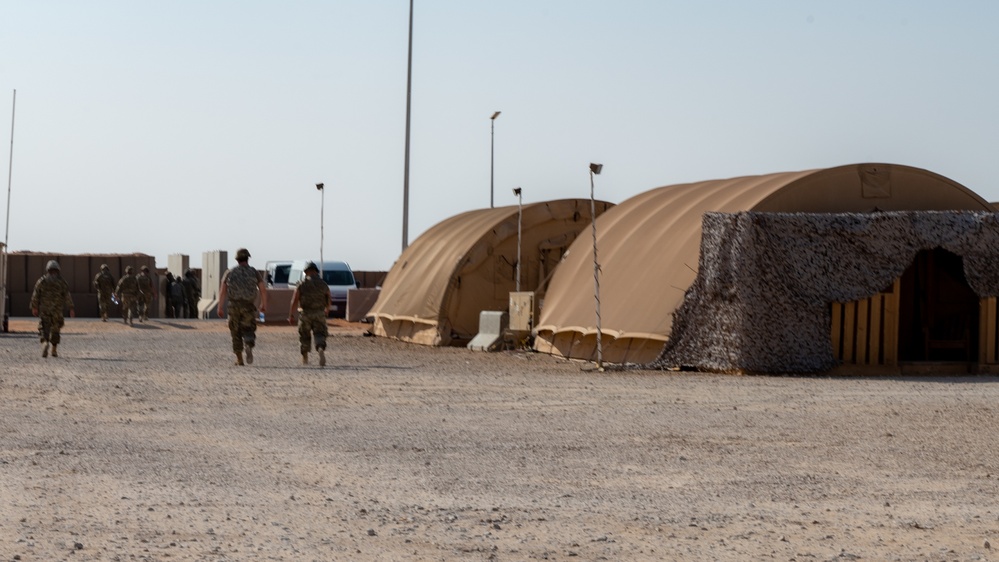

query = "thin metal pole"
489;111;500;209
516;191;522;292
590;169;602;371
401;0;413;251
4;89;14;247
490;118;495;209
2;89;14;331
320;185;325;276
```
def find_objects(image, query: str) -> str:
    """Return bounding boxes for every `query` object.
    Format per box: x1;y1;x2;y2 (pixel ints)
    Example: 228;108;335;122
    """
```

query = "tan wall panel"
982;297;998;364
843;303;856;362
9;292;31;316
855;300;869;364
72;293;98;318
883;280;900;366
869;294;883;365
262;289;293;322
26;255;50;286
7;254;28;293
347;288;381;322
70;255;91;292
354;271;388;289
831;303;843;359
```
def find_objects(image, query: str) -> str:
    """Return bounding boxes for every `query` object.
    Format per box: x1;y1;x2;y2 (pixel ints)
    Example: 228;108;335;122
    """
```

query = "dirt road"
2;318;998;561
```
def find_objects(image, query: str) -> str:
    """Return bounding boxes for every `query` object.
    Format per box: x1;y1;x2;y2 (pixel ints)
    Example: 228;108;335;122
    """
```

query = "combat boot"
301;352;308;365
102;313;108;322
234;352;244;366
245;345;254;365
41;342;49;358
51;345;58;358
318;348;326;367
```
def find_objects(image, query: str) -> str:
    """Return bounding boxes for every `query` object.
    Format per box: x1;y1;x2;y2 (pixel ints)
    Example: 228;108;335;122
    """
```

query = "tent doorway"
898;248;979;362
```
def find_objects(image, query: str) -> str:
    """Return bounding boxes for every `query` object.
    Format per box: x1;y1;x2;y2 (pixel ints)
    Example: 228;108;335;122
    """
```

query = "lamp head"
316;182;324;190
589;163;603;175
512;187;522;197
491;111;501;120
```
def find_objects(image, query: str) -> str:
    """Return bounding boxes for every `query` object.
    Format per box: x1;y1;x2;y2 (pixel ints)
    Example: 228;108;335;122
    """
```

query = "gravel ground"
2;317;999;561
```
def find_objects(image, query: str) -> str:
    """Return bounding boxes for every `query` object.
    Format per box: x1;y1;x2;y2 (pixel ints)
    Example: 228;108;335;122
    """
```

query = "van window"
272;264;291;285
322;270;355;286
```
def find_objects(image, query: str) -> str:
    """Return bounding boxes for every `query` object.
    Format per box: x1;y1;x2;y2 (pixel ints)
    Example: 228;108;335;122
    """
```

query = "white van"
288;260;357;318
265;261;293;288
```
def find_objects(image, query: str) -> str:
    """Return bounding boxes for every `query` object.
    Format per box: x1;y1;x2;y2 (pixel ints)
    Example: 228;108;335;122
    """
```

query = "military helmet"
141;265;150;272
45;260;60;272
125;266;134;274
304;261;319;273
185;268;193;276
235;248;251;261
101;263;110;271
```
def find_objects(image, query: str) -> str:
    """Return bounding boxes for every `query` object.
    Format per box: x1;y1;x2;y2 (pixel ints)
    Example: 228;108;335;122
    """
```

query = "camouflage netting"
650;211;999;374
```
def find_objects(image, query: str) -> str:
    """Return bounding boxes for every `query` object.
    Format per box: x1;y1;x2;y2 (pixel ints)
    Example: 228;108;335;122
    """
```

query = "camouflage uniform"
295;274;331;356
30;264;74;356
115;267;140;325
220;264;263;355
136;268;155;321
93;265;116;321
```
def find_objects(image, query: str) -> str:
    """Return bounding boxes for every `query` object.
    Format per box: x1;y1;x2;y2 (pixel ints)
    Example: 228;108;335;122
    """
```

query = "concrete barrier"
347;288;380;322
467;311;508;352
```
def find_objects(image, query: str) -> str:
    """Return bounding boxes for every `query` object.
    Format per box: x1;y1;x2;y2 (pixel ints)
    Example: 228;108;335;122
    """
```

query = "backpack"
226;266;260;301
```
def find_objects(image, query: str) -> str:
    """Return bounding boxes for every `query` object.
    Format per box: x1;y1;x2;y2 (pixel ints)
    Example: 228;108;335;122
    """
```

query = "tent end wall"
534;331;666;365
371;317;447;346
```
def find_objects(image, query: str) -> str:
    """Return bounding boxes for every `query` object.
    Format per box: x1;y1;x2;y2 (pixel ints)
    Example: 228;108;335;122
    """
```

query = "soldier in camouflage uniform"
115;266;140;326
287;261;331;366
183;268;201;318
136;265;157;322
217;248;268;366
93;263;116;322
30;260;75;358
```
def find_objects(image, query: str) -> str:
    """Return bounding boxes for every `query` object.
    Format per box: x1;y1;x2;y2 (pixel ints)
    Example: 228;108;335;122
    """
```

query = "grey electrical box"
509;291;535;332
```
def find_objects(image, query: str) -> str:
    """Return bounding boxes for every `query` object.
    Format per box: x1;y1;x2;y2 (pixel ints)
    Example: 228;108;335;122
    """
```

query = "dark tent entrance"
898;248;980;362
832;247;998;372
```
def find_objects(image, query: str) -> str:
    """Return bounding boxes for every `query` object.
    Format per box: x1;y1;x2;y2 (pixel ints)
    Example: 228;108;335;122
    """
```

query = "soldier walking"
93;263;116;322
30;260;75;358
183;268;201;318
287;261;331;366
217;248;267;366
168;272;187;318
136;265;157;322
115;266;140;326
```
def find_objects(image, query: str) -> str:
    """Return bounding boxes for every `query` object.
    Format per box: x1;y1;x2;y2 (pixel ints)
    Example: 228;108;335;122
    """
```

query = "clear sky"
3;1;997;271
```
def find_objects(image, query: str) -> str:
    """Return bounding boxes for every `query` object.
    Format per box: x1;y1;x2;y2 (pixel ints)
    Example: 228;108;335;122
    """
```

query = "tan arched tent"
534;163;995;364
369;198;613;346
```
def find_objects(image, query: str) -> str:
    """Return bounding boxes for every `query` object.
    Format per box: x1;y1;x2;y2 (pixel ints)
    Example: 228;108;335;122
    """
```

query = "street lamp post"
513;187;522;292
490;111;500;208
589;163;603;371
316;183;325;277
2;89;15;332
402;0;414;251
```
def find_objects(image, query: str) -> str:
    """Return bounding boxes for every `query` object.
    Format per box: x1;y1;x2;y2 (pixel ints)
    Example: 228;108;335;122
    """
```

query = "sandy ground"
2;317;999;561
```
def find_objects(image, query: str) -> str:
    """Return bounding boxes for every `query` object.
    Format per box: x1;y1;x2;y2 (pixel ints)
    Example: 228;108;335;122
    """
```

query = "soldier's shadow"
153;321;197;330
